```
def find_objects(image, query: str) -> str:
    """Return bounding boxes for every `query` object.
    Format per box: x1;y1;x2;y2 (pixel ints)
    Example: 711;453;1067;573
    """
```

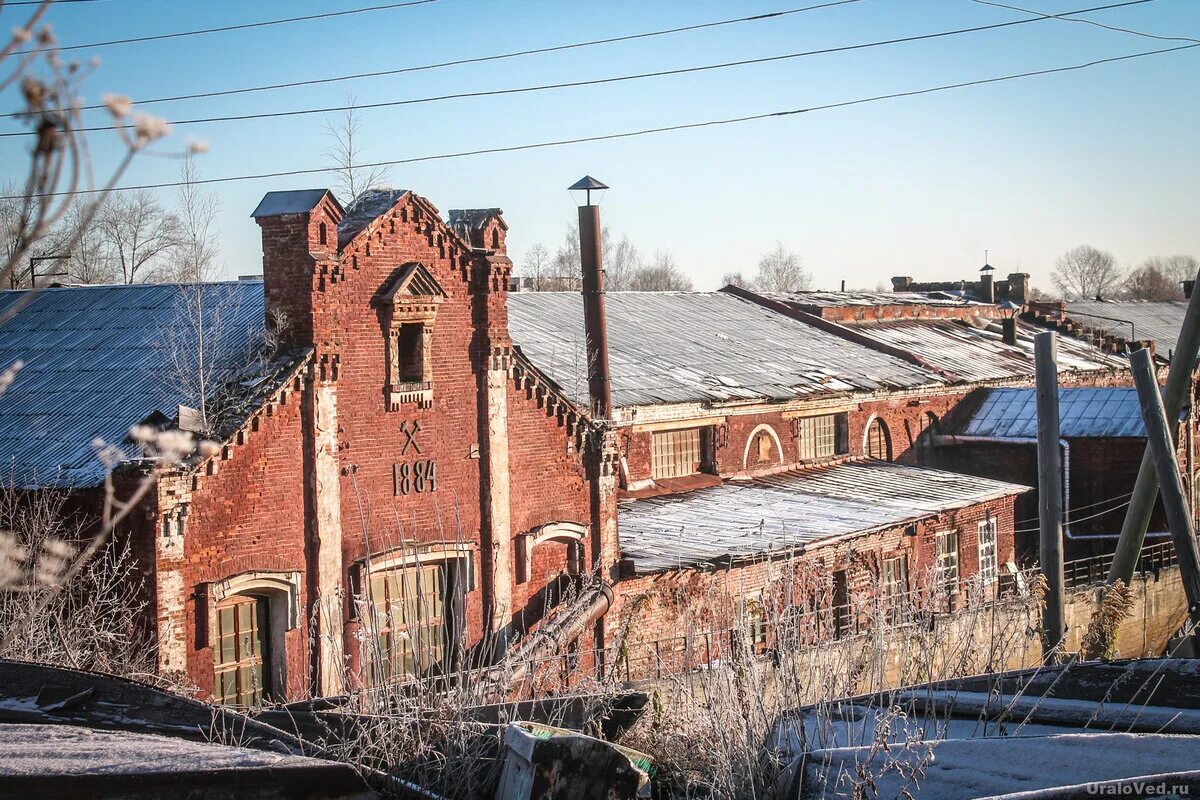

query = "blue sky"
1;0;1197;291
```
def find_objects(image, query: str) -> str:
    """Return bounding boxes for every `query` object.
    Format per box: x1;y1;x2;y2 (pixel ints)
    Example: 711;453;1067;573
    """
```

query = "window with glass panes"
651;428;703;479
798;415;838;460
882;555;908;620
935;530;960;593
977;517;998;585
367;562;446;684
213;595;269;708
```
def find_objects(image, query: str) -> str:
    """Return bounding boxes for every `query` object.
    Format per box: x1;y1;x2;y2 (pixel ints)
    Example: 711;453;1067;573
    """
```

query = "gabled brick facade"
139;188;615;701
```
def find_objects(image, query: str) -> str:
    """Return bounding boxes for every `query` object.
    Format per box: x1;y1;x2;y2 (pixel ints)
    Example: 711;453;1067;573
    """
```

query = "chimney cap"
980;262;996;274
568;175;609;192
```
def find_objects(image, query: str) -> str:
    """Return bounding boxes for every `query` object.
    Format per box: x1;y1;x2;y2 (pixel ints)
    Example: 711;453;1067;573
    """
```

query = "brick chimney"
892;276;913;292
448;208;507;256
251;189;344;348
1005;273;1029;303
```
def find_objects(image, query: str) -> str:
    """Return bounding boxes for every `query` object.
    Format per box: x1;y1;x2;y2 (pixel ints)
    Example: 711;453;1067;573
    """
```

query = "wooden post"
1110;265;1200;584
1129;347;1200;643
1035;332;1066;657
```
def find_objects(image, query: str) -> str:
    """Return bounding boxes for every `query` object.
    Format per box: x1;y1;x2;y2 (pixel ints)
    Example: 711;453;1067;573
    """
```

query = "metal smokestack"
570;176;613;419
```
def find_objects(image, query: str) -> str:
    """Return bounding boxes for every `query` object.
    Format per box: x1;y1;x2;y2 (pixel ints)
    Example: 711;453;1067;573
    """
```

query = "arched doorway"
865;417;893;461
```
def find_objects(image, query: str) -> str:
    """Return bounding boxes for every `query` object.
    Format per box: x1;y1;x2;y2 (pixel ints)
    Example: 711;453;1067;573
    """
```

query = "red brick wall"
610;496;1017;671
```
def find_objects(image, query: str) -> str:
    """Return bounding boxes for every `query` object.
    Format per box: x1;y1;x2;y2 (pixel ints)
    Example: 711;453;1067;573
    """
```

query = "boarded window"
866;417;893;461
935;530;960;594
652;428;703;479
757;432;773;463
797;415;839;460
366;563;446;685
213;595;269;708
882;555;908;622
977;517;998;585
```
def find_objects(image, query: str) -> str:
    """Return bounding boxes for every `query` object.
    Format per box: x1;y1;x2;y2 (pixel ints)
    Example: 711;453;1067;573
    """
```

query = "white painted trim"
741;423;785;470
517;521;588;583
209;570;301;631
631;416;726;433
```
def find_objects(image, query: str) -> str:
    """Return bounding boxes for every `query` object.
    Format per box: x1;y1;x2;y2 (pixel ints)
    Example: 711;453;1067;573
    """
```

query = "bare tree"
521;242;550;291
721;271;753;289
551;223;582;279
1122;263;1177;301
95;190;180;284
1051;245;1122;301
323;97;390;205
0;3;176;302
628;251;693;291
0;486;152;676
166;158;220;284
753;241;810;293
1143;254;1198;289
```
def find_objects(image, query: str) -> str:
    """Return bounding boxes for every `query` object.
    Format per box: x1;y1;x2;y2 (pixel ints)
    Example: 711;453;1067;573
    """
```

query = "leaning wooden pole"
1109;267;1200;585
1035;332;1066;656
1129;346;1200;645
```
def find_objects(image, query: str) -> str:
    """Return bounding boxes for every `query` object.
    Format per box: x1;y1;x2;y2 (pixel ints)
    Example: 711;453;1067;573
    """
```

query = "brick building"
1;190;1187;704
0;188;616;704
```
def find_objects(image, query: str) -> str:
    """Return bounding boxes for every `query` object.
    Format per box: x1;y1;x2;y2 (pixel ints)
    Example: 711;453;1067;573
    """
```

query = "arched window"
491;228;500;249
866;417;893;461
917;412;940;464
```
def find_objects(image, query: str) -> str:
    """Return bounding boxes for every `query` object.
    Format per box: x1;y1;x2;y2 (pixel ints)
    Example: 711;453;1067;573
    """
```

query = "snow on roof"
776;290;986;308
618;460;1029;573
953;387;1146;439
250;189;339;218
507;291;942;410
337;188;410;247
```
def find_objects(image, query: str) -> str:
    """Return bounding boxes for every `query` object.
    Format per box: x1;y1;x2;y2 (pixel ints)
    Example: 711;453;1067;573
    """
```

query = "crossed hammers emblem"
399;420;423;455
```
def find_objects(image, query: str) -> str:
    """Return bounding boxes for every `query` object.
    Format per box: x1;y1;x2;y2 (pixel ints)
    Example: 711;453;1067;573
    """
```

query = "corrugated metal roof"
0;281;269;487
618;460;1030;573
250;189;337;218
1067;300;1188;357
507;292;942;409
954;387;1146;439
781;290;986;308
839;317;1125;383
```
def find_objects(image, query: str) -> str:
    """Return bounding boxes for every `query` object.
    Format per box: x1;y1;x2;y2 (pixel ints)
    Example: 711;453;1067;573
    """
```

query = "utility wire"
15;0;437;54
5;41;1196;201
4;0;104;5
65;1;862;114
1013;490;1135;527
2;0;1158;138
974;0;1200;44
1013;497;1136;534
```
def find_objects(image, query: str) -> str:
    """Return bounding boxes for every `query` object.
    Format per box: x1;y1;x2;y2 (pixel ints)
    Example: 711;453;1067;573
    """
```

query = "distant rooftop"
0;281;274;487
250;188;339;218
952;387;1146;439
507;291;941;410
782;290;987;309
618;460;1028;574
1067;299;1189;357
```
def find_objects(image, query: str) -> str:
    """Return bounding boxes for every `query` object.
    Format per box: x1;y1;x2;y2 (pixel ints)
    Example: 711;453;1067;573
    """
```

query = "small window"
935;530;960;594
318;222;327;245
798;414;844;460
213;595;270;708
491;228;500;249
366;563;447;685
742;599;769;656
652;428;704;479
977;517;998;585
397;323;425;384
882;555;908;623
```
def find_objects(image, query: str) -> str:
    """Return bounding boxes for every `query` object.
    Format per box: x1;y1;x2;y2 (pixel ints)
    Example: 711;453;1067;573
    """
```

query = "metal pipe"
486;582;614;684
1036;332;1066;657
1109;266;1200;584
1128;347;1200;646
932;434;1072;533
578;204;612;419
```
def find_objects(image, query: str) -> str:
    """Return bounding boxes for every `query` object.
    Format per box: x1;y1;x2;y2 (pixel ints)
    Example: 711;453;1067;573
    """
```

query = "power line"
15;0;437;54
65;1;861;114
3;0;1158;138
4;41;1195;202
974;0;1200;44
4;0;105;5
1013;491;1136;529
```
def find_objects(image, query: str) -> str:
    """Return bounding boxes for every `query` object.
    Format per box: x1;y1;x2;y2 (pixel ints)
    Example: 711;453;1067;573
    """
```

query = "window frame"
651;427;706;480
365;562;449;686
935;529;961;595
977;517;998;586
797;414;845;461
881;554;909;623
213;594;270;709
